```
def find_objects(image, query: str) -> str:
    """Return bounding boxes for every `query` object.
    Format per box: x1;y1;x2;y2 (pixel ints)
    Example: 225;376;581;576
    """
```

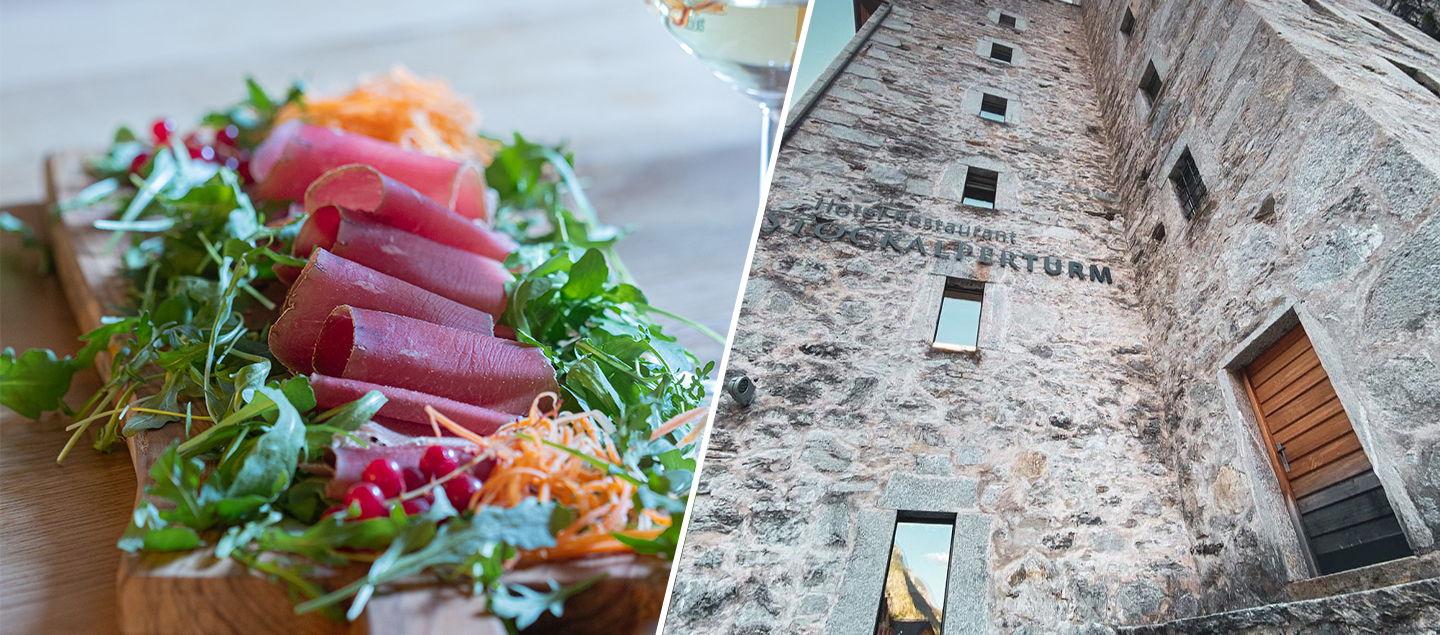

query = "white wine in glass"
648;0;809;189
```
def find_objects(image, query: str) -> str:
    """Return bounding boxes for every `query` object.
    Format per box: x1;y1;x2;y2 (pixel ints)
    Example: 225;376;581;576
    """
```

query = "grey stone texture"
667;0;1440;634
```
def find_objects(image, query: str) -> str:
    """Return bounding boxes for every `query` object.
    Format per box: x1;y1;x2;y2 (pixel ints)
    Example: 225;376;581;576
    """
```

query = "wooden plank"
1283;411;1354;460
1259;362;1331;416
1301;486;1396;538
1248;335;1313;387
1272;395;1345;444
1266;380;1341;433
42;153;669;635
1309;514;1406;555
1297;470;1384;514
1247;325;1308;374
1242;362;1294;498
1292;449;1372;499
1287;433;1362;480
1251;347;1320;401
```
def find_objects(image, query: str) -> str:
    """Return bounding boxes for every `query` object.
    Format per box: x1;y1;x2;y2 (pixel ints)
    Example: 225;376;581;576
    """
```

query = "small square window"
1139;61;1163;104
933;279;983;351
961;167;999;208
1169;148;1207;219
1120;8;1135;36
998;13;1017;28
989;43;1014;64
979;94;1009;122
876;513;956;634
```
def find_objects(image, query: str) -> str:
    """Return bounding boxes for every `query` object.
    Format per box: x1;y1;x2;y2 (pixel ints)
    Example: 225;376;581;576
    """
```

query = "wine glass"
647;0;810;195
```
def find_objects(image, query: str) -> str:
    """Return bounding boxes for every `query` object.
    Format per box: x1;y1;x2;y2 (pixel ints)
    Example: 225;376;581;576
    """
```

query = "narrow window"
989;43;1014;64
1387;58;1440;99
1169;148;1207;218
998;13;1017;28
876;513;955;635
1120;7;1135;36
961;167;999;208
932;279;983;351
1139;61;1163;104
979;94;1009;122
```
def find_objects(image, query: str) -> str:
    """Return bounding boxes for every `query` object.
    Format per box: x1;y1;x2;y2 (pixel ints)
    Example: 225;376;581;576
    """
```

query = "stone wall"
668;1;1205;633
1079;0;1440;618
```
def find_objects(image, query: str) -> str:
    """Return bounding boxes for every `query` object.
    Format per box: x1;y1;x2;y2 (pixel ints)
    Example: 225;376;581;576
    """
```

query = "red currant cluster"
129;118;253;182
330;446;489;521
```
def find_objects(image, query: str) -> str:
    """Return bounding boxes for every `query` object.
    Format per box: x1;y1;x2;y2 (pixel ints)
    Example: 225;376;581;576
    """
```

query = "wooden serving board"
44;153;668;635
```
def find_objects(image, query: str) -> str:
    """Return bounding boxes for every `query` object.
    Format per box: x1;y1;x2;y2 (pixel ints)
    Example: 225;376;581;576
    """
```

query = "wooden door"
1242;324;1411;575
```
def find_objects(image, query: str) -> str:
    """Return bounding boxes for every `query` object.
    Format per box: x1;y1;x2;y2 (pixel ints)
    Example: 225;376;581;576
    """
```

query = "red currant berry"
402;467;427;492
216;125;240;147
129;152;151;175
236;159;253;183
224;157;240;170
190;146;216;161
151;118;177;144
344;482;388;520
419;446;460;479
443;474;483;511
402;497;431;515
361;458;405;498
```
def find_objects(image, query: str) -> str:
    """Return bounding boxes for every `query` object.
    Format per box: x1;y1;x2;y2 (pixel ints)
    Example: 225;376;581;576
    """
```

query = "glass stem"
758;98;782;204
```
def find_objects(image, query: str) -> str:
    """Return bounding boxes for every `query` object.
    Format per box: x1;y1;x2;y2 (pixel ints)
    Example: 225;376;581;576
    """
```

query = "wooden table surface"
0;2;763;633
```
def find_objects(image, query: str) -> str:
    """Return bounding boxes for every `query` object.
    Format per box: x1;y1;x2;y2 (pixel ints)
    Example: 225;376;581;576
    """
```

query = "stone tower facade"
667;0;1440;634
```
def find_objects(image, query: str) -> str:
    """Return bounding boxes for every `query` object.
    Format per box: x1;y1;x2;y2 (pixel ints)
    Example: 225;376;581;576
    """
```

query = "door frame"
1217;304;1426;580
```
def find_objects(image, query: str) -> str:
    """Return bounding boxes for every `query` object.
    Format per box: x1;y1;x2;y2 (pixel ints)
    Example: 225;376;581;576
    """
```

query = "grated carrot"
424;397;704;563
276;65;499;165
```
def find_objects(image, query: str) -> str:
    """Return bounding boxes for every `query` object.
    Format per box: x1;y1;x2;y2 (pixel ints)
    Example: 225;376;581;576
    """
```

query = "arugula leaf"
490;578;602;630
225;386;305;499
0;348;78;419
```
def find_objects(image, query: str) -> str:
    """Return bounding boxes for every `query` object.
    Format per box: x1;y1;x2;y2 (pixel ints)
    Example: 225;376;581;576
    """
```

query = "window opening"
979;94;1009;122
1120;8;1135;36
932;279;983;352
1387;58;1440;99
989;43;1014;64
875;513;955;635
1169;148;1207;219
998;13;1017;28
961;168;999;209
1139;61;1163;104
1241;324;1413;575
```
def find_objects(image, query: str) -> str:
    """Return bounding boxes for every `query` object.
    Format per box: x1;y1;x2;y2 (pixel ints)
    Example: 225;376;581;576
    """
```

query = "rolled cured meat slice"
309;374;516;438
268;250;494;374
331;216;510;318
313;307;556;415
252;121;491;223
300;165;516;262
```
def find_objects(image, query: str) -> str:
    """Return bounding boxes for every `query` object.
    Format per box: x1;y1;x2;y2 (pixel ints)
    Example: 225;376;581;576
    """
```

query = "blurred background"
0;1;764;632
